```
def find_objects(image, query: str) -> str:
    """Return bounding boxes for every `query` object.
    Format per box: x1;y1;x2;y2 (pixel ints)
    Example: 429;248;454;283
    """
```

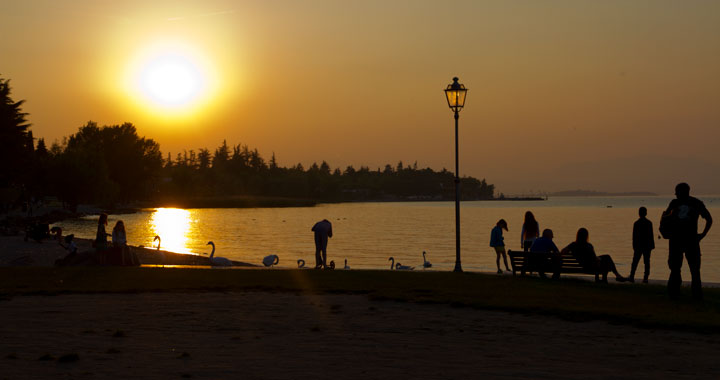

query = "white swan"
343;259;350;270
388;257;395;270
396;262;414;271
422;251;432;269
153;235;165;266
297;259;306;268
205;241;232;266
263;254;279;267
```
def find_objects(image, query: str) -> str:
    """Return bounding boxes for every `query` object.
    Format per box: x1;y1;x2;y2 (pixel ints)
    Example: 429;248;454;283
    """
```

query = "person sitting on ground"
561;228;627;283
55;234;79;266
111;220;139;266
490;219;511;274
529;229;561;279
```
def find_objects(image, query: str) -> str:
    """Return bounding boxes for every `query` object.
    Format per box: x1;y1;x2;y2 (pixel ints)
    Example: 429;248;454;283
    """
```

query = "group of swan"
153;234;432;270
388;252;433;271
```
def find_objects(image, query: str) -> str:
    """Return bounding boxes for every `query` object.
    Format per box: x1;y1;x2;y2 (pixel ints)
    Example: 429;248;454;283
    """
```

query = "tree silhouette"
0;77;32;187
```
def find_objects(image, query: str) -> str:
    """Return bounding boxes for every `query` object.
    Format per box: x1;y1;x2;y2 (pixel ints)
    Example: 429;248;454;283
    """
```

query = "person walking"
521;211;540;252
629;207;654;283
490;219;511;274
311;219;333;269
662;183;712;298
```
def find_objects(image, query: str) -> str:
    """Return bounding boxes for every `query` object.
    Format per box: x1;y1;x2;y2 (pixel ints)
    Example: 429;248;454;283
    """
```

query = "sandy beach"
3;234;720;379
1;291;719;379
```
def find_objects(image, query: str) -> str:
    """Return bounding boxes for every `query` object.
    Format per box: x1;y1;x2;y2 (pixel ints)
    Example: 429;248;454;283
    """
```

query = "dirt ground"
1;291;719;380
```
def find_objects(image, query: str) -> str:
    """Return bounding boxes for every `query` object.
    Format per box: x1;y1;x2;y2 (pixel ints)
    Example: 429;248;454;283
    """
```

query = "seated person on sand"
112;220;139;266
55;234;78;266
560;228;627;283
529;229;561;279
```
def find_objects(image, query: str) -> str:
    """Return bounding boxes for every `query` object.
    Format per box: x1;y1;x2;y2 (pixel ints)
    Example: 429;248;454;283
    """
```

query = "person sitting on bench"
561;228;627;283
529;229;561;279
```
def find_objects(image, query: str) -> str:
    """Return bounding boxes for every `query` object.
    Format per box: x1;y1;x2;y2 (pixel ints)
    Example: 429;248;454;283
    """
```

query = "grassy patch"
1;267;719;332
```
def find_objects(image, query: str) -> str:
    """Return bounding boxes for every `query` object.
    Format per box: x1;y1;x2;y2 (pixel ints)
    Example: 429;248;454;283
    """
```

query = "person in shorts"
490;219;511;274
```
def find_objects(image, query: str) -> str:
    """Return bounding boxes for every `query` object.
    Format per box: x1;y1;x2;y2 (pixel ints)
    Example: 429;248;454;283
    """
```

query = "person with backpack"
662;183;713;298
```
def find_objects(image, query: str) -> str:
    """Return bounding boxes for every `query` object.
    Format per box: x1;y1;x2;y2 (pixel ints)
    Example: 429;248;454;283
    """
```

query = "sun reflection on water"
150;208;193;254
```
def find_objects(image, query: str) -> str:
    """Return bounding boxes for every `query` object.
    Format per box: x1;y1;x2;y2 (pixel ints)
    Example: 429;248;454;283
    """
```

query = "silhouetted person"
561;228;627;283
629;207;654;283
530;229;561;279
95;213;111;264
490;219;511;274
521;211;540;252
312;219;333;269
55;234;78;266
663;183;712;298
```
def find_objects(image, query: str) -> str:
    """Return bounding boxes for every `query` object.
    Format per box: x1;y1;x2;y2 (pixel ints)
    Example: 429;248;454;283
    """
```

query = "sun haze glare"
123;40;219;119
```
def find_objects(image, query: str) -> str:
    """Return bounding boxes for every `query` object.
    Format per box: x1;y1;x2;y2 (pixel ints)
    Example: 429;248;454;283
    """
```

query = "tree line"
0;76;494;210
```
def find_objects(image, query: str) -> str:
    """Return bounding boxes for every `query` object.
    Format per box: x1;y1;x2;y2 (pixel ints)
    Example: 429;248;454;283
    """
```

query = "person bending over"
490;219;511;274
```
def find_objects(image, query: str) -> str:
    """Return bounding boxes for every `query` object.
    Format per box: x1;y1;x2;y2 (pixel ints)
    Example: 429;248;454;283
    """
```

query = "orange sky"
2;0;719;194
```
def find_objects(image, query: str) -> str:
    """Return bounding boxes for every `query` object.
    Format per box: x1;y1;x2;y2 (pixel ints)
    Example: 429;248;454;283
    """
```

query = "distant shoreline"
549;190;658;197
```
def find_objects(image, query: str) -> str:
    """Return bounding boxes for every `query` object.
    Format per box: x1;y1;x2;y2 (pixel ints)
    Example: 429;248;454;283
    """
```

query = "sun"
140;54;202;107
123;41;218;116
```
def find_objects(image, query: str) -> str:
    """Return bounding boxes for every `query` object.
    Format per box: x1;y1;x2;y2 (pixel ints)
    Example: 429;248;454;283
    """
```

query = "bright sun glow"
124;40;218;116
150;208;193;254
140;55;202;106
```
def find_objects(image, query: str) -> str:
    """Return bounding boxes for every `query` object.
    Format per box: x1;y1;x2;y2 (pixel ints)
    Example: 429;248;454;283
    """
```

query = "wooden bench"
508;250;595;277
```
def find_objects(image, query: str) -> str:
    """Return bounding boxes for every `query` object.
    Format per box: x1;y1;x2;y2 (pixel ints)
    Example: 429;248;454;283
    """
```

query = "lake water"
53;196;720;282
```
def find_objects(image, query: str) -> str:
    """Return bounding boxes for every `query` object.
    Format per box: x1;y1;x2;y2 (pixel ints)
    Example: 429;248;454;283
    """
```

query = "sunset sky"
2;0;719;195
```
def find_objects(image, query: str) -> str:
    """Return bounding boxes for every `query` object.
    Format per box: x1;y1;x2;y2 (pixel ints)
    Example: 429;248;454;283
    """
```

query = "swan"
422;251;432;269
388;257;395;270
204;241;232;266
395;262;415;271
263;254;279;267
297;259;306;268
343;259;350;270
153;235;165;266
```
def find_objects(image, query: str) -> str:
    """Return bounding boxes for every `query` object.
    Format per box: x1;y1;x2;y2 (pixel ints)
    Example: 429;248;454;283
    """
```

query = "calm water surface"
54;196;720;282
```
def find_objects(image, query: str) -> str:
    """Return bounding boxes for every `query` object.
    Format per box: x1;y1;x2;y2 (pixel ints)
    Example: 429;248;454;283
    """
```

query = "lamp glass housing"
444;77;467;112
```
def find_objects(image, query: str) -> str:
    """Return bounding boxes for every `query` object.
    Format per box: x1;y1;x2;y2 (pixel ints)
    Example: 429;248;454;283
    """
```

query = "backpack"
659;210;677;239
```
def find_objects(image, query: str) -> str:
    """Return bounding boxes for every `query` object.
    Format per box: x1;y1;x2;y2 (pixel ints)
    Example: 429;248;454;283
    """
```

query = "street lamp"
444;77;467;273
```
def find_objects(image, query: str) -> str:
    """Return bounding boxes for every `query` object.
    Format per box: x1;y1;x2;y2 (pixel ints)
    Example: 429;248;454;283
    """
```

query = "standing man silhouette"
663;183;712;298
312;219;333;269
629;207;654;283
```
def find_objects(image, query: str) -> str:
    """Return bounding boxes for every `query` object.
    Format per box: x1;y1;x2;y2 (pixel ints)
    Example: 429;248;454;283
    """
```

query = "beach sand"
1;291;719;379
0;235;255;267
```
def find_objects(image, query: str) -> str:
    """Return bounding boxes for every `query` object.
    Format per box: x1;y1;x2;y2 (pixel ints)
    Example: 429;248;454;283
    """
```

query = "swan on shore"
395;262;414;271
422;251;432;269
263;254;279;267
388;257;396;270
204;241;232;266
153;235;165;266
297;259;306;268
343;259;350;270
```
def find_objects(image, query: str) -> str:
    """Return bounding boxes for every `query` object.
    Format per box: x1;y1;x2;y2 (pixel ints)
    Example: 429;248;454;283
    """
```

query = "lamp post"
444;77;467;273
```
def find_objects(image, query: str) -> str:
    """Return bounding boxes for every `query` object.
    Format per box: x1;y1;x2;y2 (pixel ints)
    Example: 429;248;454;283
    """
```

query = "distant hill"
550;190;658;197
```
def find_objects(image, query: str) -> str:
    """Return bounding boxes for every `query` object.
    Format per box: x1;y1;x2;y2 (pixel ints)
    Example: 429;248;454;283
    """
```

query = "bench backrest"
507;250;592;274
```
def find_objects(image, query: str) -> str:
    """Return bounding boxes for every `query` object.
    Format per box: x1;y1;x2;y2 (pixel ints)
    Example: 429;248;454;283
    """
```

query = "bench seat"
507;250;596;276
